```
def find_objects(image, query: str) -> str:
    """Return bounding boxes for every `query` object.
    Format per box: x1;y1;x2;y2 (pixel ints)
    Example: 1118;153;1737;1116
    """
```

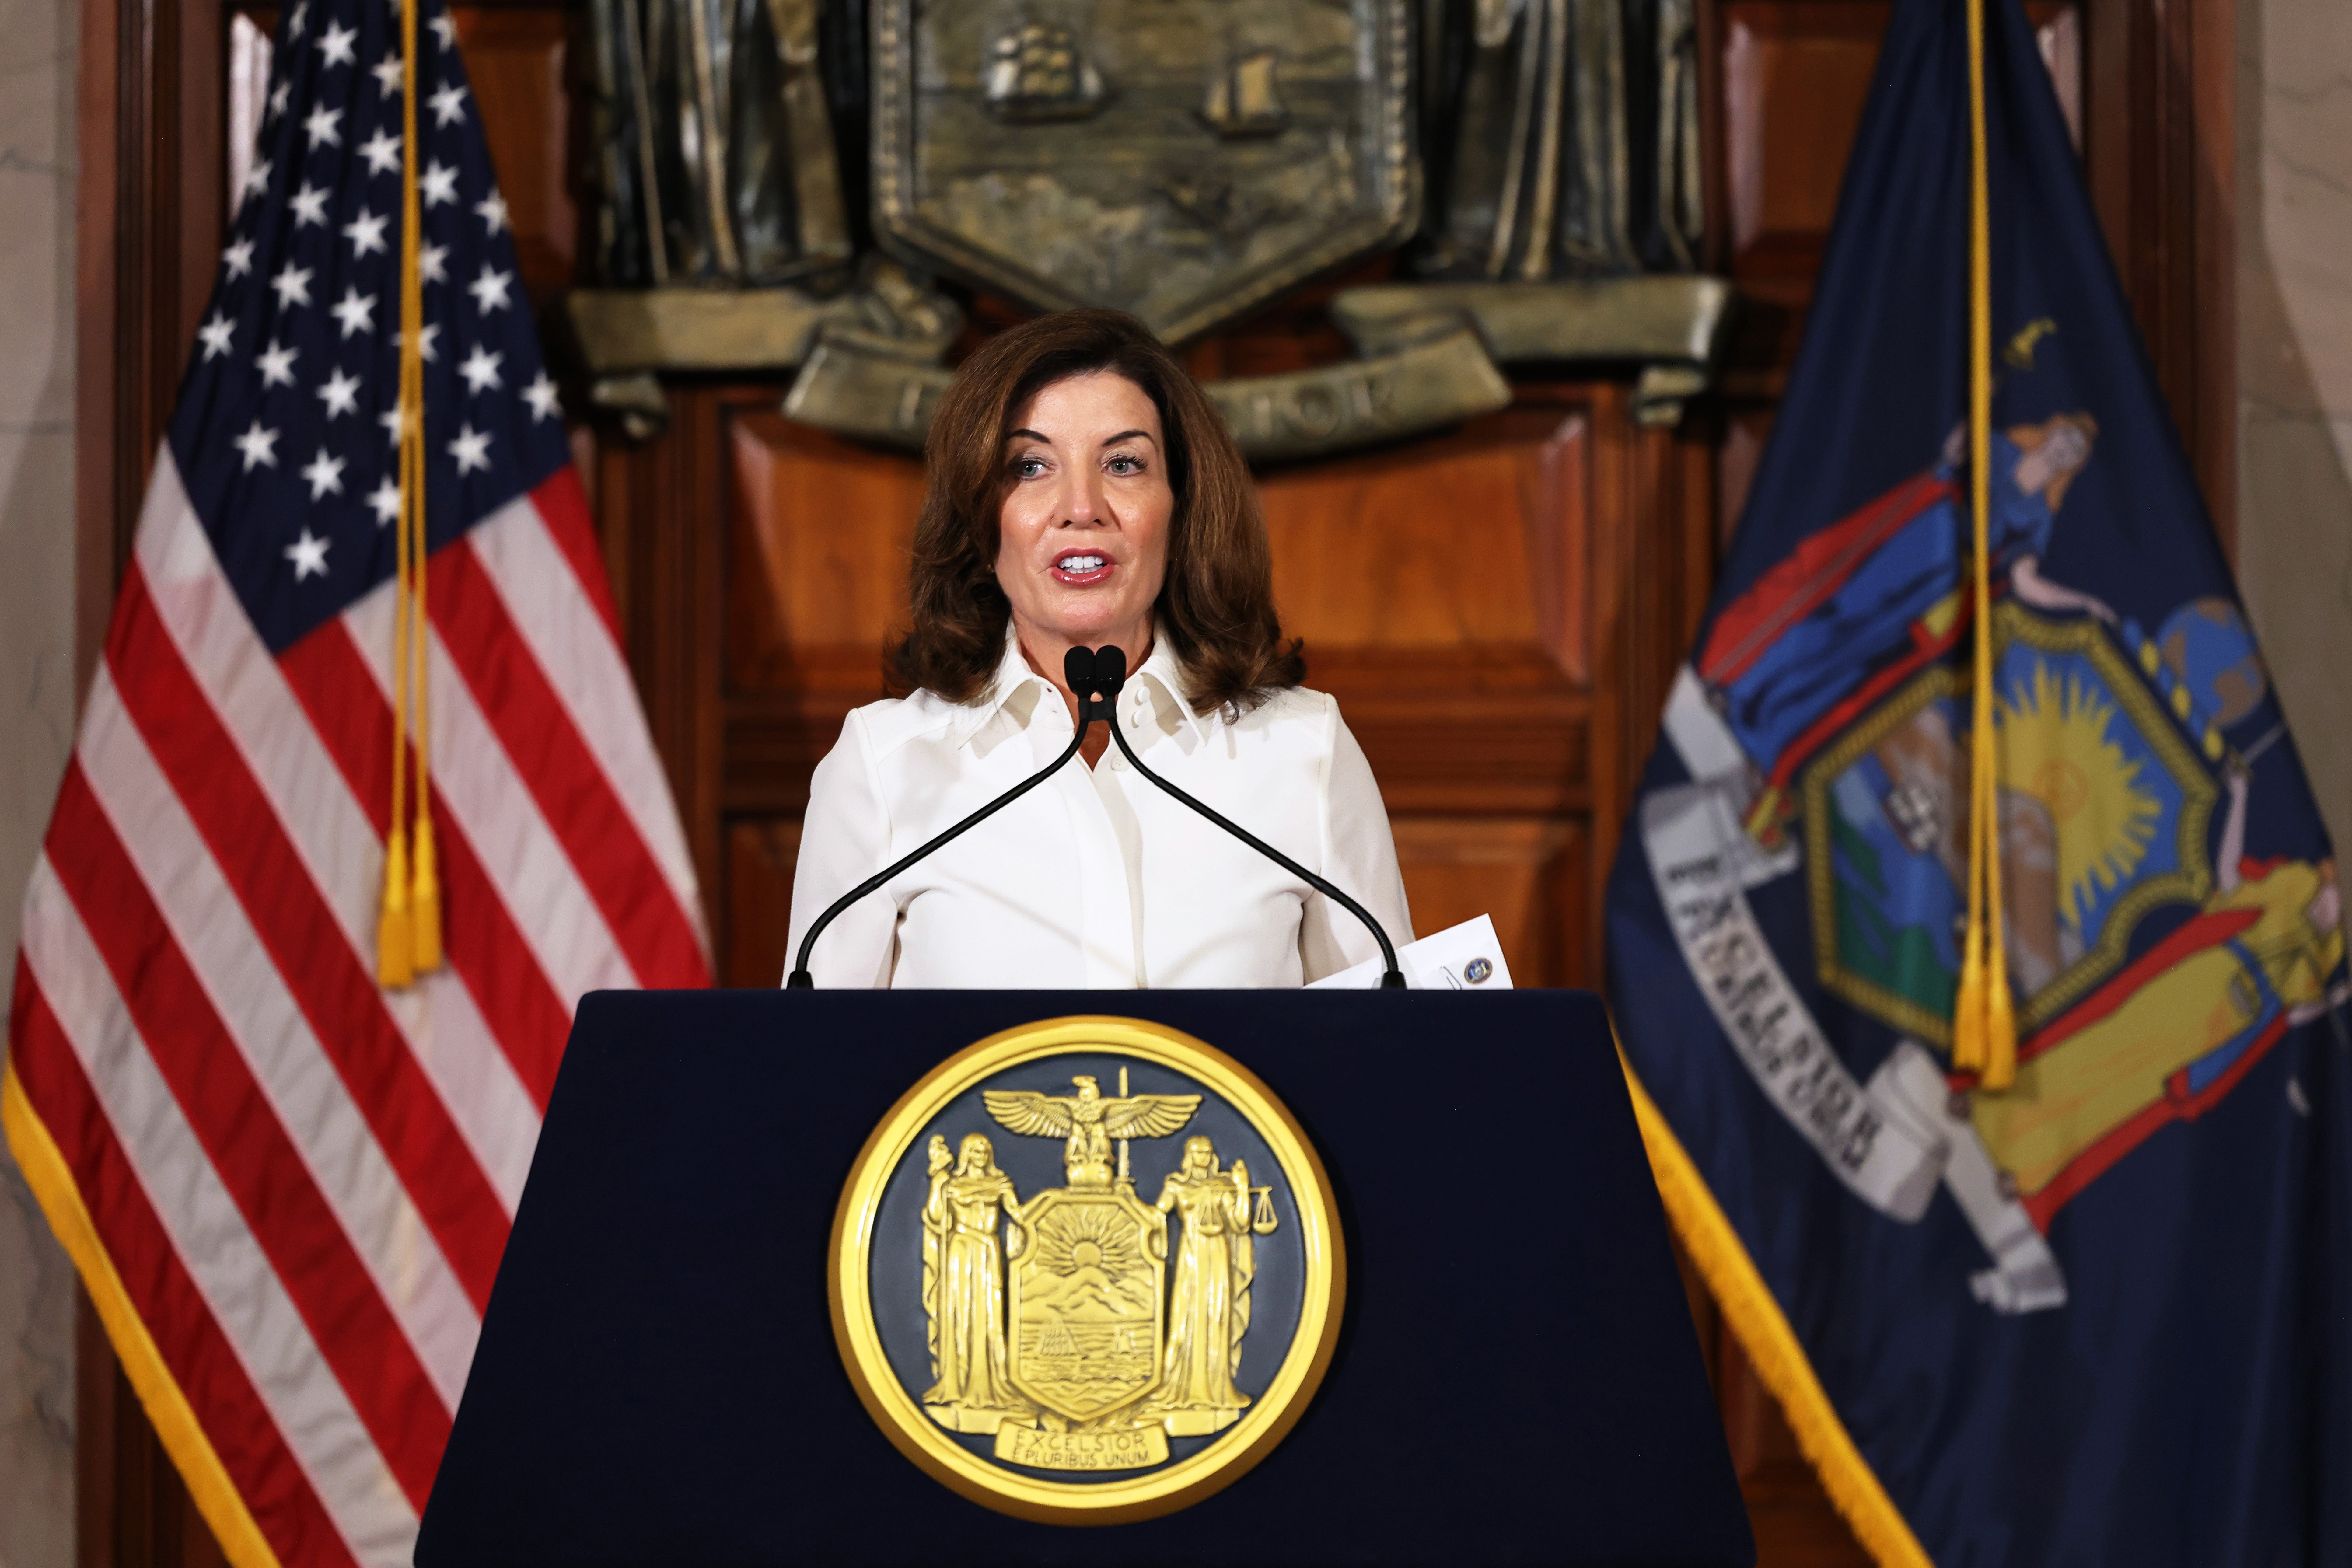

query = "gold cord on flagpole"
378;0;433;987
408;383;442;972
1954;0;2016;1088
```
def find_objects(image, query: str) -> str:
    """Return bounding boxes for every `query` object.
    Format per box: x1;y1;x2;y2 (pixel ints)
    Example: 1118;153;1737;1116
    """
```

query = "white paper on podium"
1303;914;1515;990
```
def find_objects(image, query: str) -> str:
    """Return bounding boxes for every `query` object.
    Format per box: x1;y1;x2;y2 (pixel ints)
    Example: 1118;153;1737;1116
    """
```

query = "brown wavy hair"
889;309;1304;713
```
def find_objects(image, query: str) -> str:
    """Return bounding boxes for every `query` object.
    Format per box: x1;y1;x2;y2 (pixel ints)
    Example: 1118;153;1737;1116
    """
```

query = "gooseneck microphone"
786;647;1112;988
1078;645;1407;989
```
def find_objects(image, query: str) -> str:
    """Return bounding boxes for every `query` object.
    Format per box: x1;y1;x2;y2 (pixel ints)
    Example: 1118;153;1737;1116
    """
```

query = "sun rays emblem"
1998;658;2163;935
1031;1200;1150;1277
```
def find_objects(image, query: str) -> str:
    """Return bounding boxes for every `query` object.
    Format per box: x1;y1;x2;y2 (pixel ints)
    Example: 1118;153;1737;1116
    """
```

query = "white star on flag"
379;403;417;445
419;243;450;284
268;79;291;120
344;208;389;257
523;371;561;422
287;0;307;37
198;313;236;361
316;367;363;419
304;104;343;149
367;474;401;525
474;190;509;235
429;12;456;46
428;82;469;126
290;182;331;226
359;128;401;175
421;161;459;207
234;420;280;470
284;528;331;580
222;237;256;278
331;287;377;337
468;265;513;314
458;345;505;395
270;263;314;309
300;449;347;500
241;158;273;203
257;340;300;388
371;54;403;95
317;19;357;65
448;424;492;474
393;322;441;362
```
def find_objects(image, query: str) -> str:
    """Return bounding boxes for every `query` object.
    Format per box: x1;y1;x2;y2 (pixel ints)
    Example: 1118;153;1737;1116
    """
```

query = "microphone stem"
1105;712;1407;989
786;714;1093;988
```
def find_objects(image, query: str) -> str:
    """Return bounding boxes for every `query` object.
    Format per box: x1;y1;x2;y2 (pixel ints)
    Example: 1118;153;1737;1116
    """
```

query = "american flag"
0;0;709;1562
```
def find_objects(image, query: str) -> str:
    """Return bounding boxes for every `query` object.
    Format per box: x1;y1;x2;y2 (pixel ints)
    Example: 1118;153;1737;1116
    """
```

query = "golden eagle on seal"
983;1076;1201;1186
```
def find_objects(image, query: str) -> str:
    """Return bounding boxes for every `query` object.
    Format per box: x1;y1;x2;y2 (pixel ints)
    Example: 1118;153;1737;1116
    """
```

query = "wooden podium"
415;990;1752;1566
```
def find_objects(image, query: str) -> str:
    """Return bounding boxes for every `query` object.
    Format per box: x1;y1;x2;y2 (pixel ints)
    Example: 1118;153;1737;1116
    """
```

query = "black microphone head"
1062;644;1098;701
1094;645;1128;697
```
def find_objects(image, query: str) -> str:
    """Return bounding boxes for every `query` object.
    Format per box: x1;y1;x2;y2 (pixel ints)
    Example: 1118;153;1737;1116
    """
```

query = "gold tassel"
404;388;441;975
410;812;443;973
1952;924;1988;1074
377;826;415;988
1982;943;2017;1089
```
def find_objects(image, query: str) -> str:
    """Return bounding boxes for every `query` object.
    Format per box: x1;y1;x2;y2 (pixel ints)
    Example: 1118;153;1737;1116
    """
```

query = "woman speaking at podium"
785;309;1413;988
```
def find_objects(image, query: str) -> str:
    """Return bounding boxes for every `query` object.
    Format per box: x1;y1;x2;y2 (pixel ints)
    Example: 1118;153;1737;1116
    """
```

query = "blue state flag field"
1605;0;2352;1562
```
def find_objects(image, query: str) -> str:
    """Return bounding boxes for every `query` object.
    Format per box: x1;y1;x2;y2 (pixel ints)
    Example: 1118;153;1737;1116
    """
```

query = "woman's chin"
1027;599;1145;644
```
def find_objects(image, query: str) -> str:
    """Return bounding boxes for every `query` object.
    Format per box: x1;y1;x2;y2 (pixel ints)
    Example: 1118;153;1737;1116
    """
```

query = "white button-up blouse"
785;628;1413;988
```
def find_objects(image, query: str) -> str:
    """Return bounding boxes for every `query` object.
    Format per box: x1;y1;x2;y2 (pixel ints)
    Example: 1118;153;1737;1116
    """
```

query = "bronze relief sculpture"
572;0;1726;453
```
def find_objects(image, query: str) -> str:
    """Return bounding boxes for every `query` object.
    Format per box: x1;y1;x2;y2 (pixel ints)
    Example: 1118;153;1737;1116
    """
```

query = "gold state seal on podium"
829;1016;1345;1523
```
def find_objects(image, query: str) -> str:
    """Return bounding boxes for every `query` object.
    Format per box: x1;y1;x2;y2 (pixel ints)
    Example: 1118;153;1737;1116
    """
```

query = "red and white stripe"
9;451;708;1568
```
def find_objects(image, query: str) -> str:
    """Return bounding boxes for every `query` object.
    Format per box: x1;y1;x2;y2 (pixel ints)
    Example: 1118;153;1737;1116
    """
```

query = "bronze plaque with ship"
869;0;1417;343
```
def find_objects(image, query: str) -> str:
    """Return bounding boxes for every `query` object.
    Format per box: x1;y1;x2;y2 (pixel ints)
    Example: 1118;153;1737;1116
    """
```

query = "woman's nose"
1059;468;1110;527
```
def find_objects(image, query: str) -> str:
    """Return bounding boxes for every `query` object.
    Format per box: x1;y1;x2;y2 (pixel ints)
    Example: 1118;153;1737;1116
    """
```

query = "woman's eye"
1014;457;1047;479
1106;455;1144;476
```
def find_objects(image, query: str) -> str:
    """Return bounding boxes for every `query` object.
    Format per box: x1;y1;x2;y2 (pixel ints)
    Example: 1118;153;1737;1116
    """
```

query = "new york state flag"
1605;0;2351;1562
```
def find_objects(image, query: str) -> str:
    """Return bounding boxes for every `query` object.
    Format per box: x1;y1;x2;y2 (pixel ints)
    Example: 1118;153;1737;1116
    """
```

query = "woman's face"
994;371;1174;659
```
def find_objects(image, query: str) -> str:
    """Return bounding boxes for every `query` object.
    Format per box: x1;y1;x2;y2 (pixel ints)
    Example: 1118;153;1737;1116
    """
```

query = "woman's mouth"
1050;550;1114;586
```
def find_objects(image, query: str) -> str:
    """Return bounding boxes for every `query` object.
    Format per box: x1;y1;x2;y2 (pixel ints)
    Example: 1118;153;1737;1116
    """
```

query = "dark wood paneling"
2081;0;2235;549
455;6;587;300
1390;817;1591;988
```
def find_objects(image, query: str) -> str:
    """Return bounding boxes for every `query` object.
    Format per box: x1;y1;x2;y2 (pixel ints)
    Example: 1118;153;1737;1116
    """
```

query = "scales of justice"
918;1067;1281;1471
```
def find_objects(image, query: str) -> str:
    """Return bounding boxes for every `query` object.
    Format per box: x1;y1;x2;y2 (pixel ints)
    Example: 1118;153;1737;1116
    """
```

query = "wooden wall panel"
454;7;584;300
727;412;921;689
726;819;802;987
1390;819;1590;988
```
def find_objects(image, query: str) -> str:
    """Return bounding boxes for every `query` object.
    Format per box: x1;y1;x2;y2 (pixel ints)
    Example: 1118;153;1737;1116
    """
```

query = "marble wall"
2240;0;2352;856
0;0;79;1552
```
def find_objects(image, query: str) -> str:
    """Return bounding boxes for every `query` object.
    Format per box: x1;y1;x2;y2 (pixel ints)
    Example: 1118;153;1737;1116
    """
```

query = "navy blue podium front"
415;990;1753;1567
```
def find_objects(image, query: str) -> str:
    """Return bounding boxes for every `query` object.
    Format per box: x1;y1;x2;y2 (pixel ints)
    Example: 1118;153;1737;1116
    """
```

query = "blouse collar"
947;621;1207;750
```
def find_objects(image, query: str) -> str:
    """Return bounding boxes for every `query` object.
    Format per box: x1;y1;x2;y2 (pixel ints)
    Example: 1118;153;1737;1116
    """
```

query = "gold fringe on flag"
1953;0;2016;1089
377;0;443;987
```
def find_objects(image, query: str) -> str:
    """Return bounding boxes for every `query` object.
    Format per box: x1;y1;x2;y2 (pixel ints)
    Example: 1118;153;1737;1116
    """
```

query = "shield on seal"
869;0;1417;343
1007;1188;1168;1422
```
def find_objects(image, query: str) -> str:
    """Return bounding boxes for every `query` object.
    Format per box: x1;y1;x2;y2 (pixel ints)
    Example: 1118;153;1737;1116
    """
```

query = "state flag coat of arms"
1606;0;2352;1562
